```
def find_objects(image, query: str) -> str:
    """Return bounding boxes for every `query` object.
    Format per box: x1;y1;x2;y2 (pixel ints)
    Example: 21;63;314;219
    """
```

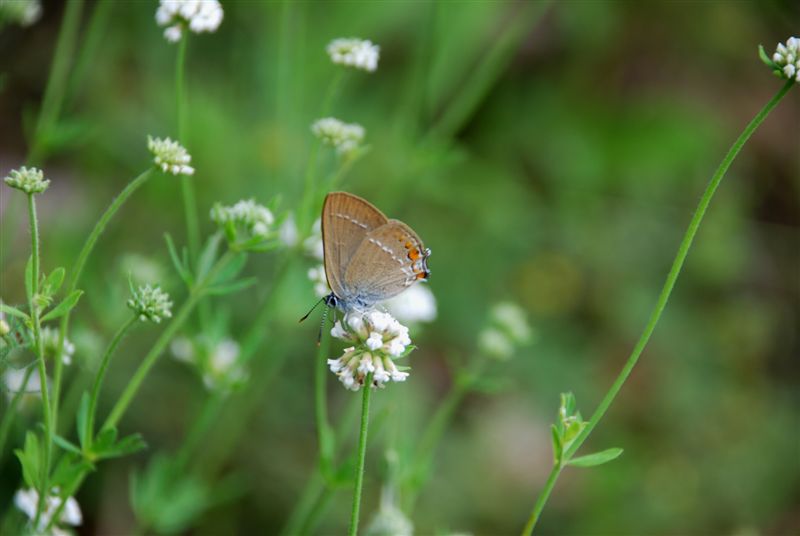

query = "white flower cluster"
2;368;42;401
171;336;247;392
127;284;173;323
147;136;195;176
14;487;82;536
307;264;330;298
772;36;800;83
327;38;380;72
210;199;275;240
155;0;223;43
41;326;75;365
0;0;42;27
383;284;437;324
328;311;411;391
478;302;533;360
304;218;324;260
4;166;49;195
312;117;365;155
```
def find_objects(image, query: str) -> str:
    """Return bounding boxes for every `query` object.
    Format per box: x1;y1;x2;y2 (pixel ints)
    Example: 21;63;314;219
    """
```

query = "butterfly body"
322;192;430;313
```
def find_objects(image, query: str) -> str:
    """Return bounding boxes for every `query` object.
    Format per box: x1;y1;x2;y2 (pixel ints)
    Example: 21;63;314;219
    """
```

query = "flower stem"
85;315;138;448
520;79;795;535
521;463;562;535
27;194;52;526
102;250;234;431
349;374;374;536
53;168;154;430
175;34;200;262
316;327;334;479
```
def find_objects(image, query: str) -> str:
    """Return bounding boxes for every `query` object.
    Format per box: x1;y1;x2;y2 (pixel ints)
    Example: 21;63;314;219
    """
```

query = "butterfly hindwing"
322;192;389;298
343;219;429;304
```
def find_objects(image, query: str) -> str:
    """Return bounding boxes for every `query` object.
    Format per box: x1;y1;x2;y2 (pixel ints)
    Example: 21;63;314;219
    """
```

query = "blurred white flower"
128;284;173;323
308;264;330;298
41;326;75;365
211;199;276;244
2;368;42;401
14;487;82;534
312;117;365;155
770;36;800;83
0;0;42;27
304;218;324;260
4;166;49;195
383;284;437;324
328;311;411;390
171;336;247;393
155;0;223;43
478;302;533;360
119;253;166;285
147;136;195;176
279;213;299;247
365;502;413;536
327;37;380;72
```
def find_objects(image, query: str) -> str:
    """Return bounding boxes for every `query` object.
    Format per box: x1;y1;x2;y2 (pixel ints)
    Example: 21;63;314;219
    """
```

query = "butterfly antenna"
299;297;326;323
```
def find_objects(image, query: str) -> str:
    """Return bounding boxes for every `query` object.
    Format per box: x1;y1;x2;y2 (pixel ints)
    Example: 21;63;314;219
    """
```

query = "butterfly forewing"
343;220;429;304
322;192;389;297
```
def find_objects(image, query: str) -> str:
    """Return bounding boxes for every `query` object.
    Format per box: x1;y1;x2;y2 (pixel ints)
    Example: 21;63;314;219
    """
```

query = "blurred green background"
1;0;799;534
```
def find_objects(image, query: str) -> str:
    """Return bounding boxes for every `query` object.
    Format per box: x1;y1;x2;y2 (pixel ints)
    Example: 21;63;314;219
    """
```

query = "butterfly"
320;191;430;313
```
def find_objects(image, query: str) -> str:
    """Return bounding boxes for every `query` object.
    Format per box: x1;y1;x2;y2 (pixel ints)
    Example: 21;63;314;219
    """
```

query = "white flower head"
327;37;380;72
41;326;75;365
327;310;412;390
4;166;49;195
14;487;82;534
312;117;366;155
383;284;437;324
147;136;195;175
0;0;42;27
155;0;223;43
127;284;173;323
763;36;800;83
211;199;276;245
279;212;299;247
171;335;247;393
308;264;331;298
478;301;534;360
304;218;324;260
2;368;42;402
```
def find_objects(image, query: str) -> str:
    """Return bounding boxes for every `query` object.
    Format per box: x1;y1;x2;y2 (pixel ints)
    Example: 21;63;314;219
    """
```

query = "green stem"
521;463;562;536
53;168;154;432
102;251;234;431
85;315;138;448
175;35;200;262
348;374;373;536
29;0;85;164
316;328;334;479
27;194;52;526
521;79;795;535
0;366;35;458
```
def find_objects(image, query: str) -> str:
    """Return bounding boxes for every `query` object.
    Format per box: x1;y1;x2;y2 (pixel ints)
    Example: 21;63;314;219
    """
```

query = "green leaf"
50;453;94;493
25;255;34;301
196;233;222;280
77;391;90;450
14;431;41;489
550;424;563;464
758;44;776;68
93;427;118;452
203;277;258;296
567;447;624;468
0;302;29;320
40;290;83;322
43;267;66;296
94;433;147;460
164;233;193;286
53;434;82;456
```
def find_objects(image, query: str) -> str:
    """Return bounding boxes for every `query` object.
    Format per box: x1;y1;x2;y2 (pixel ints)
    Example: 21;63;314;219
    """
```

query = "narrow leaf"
758;44;775;68
550;424;563;464
0;303;29;320
53;435;82;456
164;233;192;285
203;277;258;296
196;233;222;280
77;391;90;450
43;267;66;295
40;290;83;322
567;447;624;468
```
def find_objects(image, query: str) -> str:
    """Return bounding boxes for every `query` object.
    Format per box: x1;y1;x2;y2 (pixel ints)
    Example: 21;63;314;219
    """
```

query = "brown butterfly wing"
343;219;429;304
322;192;389;298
